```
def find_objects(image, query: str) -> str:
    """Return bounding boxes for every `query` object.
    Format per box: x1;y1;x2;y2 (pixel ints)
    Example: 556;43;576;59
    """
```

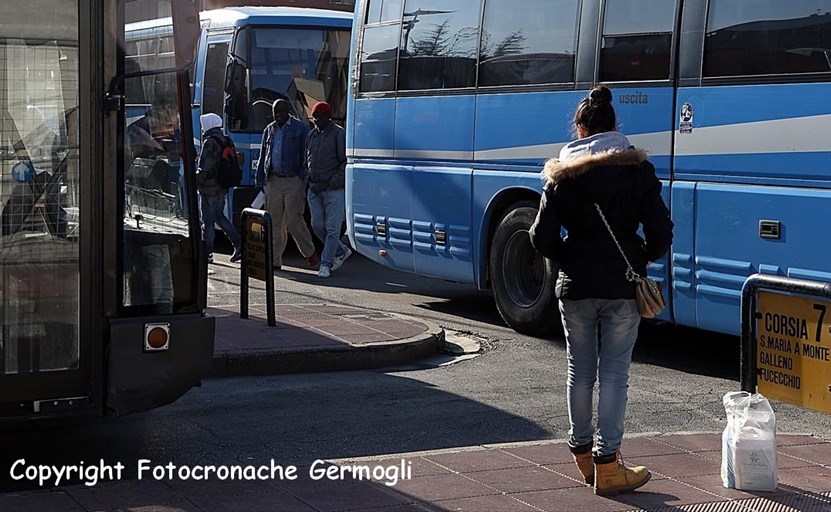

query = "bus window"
367;0;402;24
478;0;579;87
123;73;194;315
599;0;677;82
0;15;81;374
397;0;481;90
231;26;350;133
360;24;401;92
124;30;178;107
704;0;831;77
202;41;229;116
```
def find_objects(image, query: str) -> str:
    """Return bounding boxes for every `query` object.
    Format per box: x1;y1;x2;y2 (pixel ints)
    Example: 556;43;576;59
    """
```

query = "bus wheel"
489;202;561;336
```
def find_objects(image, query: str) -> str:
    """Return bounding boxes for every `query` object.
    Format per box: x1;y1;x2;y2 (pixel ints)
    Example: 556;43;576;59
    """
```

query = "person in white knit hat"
196;113;242;264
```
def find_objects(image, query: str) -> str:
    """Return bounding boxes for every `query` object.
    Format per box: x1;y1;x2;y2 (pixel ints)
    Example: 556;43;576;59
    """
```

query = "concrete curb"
209;326;446;378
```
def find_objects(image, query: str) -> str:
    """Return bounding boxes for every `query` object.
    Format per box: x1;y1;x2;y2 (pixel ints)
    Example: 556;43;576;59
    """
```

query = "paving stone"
511;487;636;512
777;466;831;494
778;443;831;466
426;449;534;474
467;465;584;494
651;433;722;453
500;443;574;466
283;480;413;512
392;474;498;502
625;453;721;478
434;494;540;511
615;478;731;510
622;437;691;458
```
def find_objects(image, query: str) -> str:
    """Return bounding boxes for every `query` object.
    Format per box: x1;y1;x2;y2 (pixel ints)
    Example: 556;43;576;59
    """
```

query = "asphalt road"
2;249;830;491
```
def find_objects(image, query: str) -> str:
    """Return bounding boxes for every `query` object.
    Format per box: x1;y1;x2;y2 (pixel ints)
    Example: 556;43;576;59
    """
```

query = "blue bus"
193;7;352;226
346;0;831;336
127;7;352;226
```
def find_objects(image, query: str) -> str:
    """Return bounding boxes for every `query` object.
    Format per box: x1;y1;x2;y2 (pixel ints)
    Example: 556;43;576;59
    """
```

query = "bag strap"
207;134;231;153
593;203;640;283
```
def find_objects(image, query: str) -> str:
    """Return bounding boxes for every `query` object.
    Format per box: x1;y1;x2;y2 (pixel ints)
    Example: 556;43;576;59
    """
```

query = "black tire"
489;202;562;336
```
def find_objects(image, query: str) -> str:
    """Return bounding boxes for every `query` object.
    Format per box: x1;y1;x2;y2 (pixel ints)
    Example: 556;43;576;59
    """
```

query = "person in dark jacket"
529;86;673;496
197;113;242;264
255;100;318;271
306;101;351;278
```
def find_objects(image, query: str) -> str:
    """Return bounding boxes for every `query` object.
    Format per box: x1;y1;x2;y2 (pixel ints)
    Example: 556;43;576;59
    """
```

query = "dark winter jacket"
529;147;673;300
196;127;230;196
306;122;346;192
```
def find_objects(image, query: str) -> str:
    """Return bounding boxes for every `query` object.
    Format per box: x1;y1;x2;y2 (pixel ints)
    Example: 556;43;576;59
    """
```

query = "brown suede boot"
593;451;651;496
568;443;594;485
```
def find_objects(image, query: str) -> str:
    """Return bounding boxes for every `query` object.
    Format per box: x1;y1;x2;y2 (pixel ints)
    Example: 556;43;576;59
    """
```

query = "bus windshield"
231;26;350;132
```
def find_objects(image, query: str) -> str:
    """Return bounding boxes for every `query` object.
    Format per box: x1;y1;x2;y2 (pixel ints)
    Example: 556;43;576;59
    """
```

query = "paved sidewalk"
6;254;831;510
206;252;446;377
210;303;444;377
2;433;829;511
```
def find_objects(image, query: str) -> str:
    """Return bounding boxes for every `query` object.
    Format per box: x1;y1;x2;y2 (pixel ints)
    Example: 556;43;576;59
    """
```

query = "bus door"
224;26;260;226
349;11;414;272
193;29;233;147
397;2;480;283
595;0;682;323
0;1;88;414
114;0;213;416
674;0;831;335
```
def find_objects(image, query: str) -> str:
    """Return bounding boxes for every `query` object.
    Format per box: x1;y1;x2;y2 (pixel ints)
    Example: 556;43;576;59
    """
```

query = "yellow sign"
757;291;831;414
243;216;267;282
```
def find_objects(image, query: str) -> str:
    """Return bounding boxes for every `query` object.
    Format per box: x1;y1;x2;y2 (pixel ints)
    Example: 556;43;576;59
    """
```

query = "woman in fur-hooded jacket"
530;136;672;299
529;86;673;497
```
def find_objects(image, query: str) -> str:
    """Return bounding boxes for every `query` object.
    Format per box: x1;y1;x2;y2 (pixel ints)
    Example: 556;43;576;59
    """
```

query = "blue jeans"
200;192;241;254
559;298;641;457
307;187;347;267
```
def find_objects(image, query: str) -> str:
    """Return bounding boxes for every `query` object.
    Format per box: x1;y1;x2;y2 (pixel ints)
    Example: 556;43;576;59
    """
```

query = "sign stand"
240;208;276;326
741;273;831;414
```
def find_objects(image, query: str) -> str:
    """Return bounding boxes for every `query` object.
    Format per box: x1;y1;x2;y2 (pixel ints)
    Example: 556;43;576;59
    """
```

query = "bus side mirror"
172;0;200;69
225;62;248;130
225;62;245;95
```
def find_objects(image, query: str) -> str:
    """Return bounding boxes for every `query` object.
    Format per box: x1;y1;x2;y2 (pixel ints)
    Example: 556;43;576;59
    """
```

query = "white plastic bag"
721;391;778;491
250;190;266;210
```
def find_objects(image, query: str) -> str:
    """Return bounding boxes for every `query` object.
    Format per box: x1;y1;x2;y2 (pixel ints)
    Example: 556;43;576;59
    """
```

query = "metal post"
240;210;249;320
740;277;759;392
262;211;276;327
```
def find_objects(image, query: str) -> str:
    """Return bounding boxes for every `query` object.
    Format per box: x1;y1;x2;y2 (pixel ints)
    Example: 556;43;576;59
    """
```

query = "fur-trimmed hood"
544;147;649;184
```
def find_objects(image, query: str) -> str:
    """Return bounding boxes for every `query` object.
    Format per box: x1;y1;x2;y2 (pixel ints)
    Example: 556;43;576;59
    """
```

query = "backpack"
208;134;242;189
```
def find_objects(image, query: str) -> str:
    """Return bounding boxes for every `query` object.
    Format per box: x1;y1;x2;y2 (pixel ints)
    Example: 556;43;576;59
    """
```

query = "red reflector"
147;327;169;349
379;250;388;257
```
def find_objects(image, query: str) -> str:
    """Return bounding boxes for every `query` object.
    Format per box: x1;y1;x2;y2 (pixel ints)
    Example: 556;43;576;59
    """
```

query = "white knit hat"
200;113;223;133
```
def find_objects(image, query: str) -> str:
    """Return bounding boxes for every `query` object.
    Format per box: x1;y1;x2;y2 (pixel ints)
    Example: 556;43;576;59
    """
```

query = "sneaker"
207;253;214;264
306;252;320;269
331;247;352;272
230;247;243;263
318;265;331;278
